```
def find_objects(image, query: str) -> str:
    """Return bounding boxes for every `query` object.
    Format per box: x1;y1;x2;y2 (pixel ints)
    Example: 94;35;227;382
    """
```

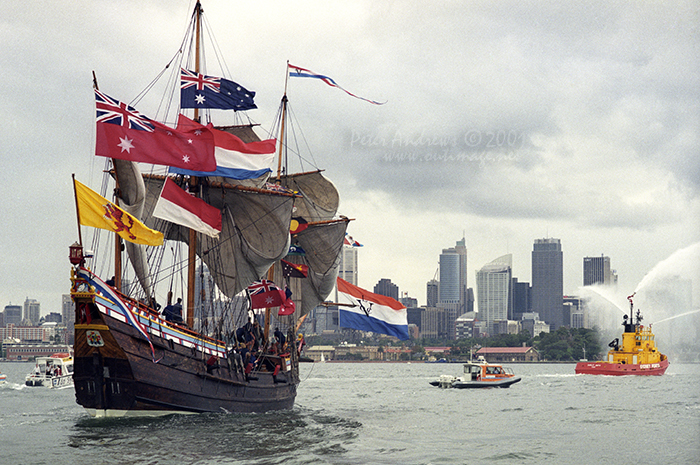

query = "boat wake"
0;382;27;391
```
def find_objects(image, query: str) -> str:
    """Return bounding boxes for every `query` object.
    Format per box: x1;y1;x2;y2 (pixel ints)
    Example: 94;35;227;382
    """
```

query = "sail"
278;218;349;317
112;159;153;298
280;171;340;222
141;175;295;298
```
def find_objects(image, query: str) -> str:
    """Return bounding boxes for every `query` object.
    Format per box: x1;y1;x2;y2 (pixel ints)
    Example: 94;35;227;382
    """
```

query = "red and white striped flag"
153;178;222;238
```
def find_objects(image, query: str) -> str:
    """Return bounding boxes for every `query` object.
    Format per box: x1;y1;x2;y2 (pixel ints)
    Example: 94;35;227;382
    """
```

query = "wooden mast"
186;0;203;328
264;64;292;344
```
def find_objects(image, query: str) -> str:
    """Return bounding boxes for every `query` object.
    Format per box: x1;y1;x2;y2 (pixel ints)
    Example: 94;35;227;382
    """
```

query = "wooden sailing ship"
69;1;348;416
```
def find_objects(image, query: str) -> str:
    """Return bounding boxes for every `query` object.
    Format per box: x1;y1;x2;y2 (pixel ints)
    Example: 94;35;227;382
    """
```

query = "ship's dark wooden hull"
73;309;298;416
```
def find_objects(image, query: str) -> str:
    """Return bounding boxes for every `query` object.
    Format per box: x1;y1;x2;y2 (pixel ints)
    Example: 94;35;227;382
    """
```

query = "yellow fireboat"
576;293;669;376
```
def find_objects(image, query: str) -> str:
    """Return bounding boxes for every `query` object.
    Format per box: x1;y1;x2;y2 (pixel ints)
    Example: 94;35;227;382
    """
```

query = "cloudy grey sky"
1;0;698;315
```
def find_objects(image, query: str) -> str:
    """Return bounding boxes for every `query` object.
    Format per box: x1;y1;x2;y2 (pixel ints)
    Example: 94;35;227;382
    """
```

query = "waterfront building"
476;346;540;362
476;254;513;335
0;324;49;342
531;238;564;330
4;343;71;361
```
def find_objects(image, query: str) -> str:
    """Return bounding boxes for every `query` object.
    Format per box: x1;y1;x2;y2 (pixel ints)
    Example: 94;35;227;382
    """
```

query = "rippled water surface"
1;361;698;464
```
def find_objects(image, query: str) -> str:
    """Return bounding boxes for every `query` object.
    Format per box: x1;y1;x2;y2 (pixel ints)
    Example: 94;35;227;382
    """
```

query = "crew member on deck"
274;327;286;351
172;298;183;323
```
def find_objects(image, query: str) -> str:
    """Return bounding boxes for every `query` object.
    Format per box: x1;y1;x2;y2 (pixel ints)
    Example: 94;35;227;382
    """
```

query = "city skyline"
2;2;698;314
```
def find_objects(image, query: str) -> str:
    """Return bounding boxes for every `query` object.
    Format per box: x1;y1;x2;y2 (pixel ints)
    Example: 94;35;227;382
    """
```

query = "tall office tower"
338;243;359;285
476;254;512;334
532;238;564;330
61;295;73;325
3;305;22;326
512;278;531;320
61;294;75;345
23;298;40;326
583;255;612;286
374;278;399;300
439;238;468;339
426;279;439;307
439;238;468;312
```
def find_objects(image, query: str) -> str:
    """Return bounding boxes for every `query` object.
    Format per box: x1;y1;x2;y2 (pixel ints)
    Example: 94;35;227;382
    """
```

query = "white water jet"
635;242;699;304
654;308;700;325
633;242;699;348
580;242;699;357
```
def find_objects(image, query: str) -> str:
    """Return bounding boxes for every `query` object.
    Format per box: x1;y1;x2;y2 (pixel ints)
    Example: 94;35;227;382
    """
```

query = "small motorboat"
0;371;6;384
25;353;74;388
430;356;521;389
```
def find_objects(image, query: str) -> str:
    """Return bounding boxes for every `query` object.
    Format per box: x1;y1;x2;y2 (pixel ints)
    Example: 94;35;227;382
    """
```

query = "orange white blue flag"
336;277;408;340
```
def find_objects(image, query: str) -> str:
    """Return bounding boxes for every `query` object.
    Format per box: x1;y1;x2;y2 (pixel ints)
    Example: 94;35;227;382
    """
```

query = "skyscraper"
438;238;468;339
338;243;359;285
426;279;438;307
476;254;512;334
374;278;399;300
512;278;531;320
3;305;22;326
439;238;467;313
23;298;40;326
62;294;75;345
583;255;612;286
531;238;564;330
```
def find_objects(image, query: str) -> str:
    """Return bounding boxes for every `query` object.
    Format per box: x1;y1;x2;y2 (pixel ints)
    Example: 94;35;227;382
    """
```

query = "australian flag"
180;68;257;110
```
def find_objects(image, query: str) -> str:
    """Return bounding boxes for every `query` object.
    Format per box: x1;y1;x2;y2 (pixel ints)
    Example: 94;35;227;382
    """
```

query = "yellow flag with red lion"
74;178;163;246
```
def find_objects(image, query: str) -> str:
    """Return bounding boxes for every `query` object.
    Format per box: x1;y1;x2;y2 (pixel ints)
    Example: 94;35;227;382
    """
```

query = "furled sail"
277;218;349;318
112;159;153;298
141;175;295;298
280;171;340;222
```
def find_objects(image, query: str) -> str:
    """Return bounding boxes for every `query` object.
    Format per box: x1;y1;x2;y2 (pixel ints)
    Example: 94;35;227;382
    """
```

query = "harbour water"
1;361;698;464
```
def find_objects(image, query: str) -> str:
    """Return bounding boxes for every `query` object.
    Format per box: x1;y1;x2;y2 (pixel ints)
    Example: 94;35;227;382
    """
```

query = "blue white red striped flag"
288;64;386;105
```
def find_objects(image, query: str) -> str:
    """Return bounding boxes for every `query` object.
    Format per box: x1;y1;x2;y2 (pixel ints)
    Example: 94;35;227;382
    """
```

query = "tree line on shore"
305;327;603;362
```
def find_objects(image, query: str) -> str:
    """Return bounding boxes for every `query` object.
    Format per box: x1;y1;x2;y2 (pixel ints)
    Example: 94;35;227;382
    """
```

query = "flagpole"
71;174;83;247
93;71;122;291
